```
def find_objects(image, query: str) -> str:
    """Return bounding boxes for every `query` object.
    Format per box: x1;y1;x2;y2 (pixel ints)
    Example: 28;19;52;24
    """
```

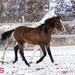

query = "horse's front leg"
36;45;46;63
46;43;57;65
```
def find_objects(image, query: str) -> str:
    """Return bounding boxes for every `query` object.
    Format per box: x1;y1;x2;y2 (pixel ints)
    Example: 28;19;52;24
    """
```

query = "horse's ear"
57;16;61;19
53;16;56;19
54;16;61;20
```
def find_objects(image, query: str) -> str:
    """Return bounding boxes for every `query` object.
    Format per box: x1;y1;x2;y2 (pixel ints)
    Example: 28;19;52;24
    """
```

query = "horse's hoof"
36;61;39;64
53;61;58;65
13;62;15;64
13;59;18;64
28;64;30;67
13;61;16;64
29;61;33;64
22;58;24;61
54;63;58;65
1;61;4;64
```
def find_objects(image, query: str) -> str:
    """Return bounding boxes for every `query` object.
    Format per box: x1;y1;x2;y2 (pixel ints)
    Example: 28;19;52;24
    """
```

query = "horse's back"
14;26;33;37
13;26;40;44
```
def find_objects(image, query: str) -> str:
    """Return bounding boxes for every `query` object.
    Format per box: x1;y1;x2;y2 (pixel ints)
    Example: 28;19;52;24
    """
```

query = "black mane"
38;16;61;27
57;16;61;19
45;16;61;23
38;17;54;27
45;17;54;23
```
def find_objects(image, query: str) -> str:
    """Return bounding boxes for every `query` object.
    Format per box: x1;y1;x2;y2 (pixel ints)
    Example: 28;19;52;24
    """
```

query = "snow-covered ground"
0;46;75;75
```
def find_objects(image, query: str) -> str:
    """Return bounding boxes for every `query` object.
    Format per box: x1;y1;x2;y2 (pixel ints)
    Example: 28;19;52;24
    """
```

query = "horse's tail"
1;29;14;41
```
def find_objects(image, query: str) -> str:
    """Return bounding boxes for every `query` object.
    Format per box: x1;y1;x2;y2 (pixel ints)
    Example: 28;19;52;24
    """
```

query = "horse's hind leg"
1;45;8;63
36;45;46;63
13;44;19;64
2;48;7;63
24;43;28;48
19;44;30;67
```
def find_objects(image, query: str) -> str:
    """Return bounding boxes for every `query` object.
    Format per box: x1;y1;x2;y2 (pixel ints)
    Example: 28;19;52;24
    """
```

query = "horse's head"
54;16;65;32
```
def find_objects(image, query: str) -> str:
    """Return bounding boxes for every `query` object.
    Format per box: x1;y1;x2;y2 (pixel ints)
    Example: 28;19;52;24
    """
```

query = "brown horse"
1;16;65;66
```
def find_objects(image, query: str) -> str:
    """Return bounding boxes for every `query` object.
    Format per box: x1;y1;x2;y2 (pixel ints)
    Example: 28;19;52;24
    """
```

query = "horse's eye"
57;22;61;27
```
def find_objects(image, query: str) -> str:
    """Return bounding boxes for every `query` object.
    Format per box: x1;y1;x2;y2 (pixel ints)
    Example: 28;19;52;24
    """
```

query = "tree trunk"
70;0;75;11
0;0;3;23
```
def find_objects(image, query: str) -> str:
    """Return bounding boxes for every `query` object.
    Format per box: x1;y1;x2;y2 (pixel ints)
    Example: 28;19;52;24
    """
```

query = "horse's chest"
39;37;50;44
39;33;51;43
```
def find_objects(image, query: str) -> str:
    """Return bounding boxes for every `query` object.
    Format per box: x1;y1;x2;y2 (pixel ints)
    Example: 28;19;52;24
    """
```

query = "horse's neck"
42;20;55;34
48;26;55;34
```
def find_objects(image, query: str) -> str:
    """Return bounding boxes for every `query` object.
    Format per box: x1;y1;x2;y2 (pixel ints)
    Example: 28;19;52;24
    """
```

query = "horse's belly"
24;37;48;45
24;39;38;45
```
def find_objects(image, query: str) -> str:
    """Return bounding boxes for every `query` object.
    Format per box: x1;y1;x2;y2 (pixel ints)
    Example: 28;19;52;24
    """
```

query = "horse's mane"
45;17;54;23
38;17;54;27
57;16;61;19
45;16;61;23
38;16;61;27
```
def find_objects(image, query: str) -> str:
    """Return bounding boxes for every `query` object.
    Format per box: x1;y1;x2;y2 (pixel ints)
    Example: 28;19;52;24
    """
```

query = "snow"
0;46;75;75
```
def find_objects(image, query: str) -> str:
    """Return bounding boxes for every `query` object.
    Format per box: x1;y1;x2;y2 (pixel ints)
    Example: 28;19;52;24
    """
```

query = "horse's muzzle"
62;28;66;32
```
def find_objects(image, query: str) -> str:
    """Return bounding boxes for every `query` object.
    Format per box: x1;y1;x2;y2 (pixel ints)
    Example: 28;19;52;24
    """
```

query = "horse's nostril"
63;29;64;31
62;28;66;32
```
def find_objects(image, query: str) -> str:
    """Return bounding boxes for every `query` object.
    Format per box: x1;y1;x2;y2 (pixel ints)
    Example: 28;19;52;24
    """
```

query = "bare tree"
1;0;74;22
0;0;3;22
70;0;75;11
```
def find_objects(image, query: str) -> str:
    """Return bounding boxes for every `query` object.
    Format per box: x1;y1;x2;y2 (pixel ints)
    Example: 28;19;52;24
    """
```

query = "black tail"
1;29;14;41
